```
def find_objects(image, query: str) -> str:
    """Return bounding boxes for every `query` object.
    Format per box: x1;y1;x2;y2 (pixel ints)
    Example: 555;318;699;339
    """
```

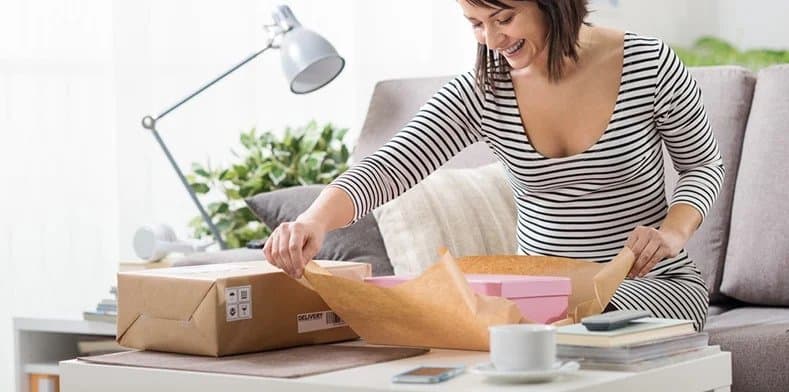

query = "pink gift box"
364;274;572;324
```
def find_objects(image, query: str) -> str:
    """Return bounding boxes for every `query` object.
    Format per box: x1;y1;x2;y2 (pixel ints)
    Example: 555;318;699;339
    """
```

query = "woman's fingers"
276;224;296;276
637;245;668;278
626;226;663;278
263;229;275;265
303;235;320;263
626;235;648;276
287;224;306;278
632;241;660;278
263;220;325;279
625;228;647;254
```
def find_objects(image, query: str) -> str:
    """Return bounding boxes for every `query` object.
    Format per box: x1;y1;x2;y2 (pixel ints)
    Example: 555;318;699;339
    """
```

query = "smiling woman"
265;0;725;332
464;0;589;86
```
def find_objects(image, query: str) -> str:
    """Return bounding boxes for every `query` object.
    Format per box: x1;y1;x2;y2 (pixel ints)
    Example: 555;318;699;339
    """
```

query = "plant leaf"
226;188;241;200
219;168;237;181
190;183;210;194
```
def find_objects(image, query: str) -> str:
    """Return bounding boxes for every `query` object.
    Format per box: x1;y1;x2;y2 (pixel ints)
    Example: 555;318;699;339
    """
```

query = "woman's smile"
500;39;525;57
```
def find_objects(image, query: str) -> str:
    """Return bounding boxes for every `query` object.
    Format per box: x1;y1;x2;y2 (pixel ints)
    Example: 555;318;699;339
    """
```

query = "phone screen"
402;367;456;376
393;366;465;383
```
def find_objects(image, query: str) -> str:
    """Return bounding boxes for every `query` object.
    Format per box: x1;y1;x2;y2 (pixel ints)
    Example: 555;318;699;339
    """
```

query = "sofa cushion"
706;307;789;392
372;162;517;275
720;65;789;306
707;301;744;316
663;66;756;304
245;185;393;276
707;321;789;392
705;307;789;330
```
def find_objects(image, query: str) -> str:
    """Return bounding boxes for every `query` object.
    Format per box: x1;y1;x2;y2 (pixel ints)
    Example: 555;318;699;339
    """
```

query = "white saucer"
469;360;580;383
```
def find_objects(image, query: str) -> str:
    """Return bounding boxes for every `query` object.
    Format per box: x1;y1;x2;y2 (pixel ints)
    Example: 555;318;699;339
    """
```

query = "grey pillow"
662;67;755;304
245;185;393;276
720;64;789;306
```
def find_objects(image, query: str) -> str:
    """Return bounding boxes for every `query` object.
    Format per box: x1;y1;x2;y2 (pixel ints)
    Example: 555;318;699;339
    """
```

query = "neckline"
509;31;631;161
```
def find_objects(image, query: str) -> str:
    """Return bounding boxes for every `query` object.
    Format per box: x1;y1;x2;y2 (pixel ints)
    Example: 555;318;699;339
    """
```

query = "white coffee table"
60;347;731;392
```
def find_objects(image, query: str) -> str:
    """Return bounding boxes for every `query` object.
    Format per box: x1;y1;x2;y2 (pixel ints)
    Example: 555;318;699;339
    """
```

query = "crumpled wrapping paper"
302;247;635;351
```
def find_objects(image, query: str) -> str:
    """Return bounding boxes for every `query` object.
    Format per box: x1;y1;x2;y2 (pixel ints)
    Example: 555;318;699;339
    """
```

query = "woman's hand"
624;226;686;278
263;218;327;279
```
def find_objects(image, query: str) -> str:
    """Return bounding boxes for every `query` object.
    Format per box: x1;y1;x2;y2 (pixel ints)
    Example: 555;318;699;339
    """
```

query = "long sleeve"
330;72;484;225
654;41;725;222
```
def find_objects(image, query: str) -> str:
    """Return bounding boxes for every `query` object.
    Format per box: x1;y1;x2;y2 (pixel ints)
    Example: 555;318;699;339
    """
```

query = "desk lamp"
140;5;344;249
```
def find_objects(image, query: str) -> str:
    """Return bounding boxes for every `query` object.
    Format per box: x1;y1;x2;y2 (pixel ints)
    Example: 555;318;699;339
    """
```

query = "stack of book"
77;337;127;356
556;317;718;371
83;286;117;323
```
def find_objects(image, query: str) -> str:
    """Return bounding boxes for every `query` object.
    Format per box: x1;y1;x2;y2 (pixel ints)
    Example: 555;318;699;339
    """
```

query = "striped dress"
330;33;724;331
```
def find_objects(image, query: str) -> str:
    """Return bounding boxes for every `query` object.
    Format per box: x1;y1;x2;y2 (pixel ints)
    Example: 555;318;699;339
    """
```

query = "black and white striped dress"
330;33;724;331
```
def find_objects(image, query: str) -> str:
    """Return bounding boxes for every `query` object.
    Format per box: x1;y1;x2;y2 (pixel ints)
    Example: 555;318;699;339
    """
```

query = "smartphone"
391;365;465;384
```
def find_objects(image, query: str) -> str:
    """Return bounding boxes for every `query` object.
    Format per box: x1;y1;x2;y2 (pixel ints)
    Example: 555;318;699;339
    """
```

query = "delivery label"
225;285;252;322
297;310;346;333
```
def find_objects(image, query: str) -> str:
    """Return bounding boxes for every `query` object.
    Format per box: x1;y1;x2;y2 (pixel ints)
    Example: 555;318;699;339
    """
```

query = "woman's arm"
660;203;702;244
295;186;355;232
627;40;725;278
265;72;485;277
654;41;726;221
329;72;485;226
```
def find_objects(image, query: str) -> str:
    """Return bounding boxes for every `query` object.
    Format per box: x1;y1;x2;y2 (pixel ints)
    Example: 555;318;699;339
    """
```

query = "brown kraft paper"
301;247;635;351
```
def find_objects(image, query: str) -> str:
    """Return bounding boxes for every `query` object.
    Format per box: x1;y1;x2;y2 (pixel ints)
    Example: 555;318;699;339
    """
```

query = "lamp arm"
144;125;228;249
140;41;276;250
153;42;275;122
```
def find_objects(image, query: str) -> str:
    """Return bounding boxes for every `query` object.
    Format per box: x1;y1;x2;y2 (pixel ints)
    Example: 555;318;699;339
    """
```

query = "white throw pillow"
372;162;517;275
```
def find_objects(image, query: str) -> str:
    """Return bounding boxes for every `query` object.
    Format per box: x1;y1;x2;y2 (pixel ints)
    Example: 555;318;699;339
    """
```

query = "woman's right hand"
263;187;355;278
263;219;326;279
263;218;327;279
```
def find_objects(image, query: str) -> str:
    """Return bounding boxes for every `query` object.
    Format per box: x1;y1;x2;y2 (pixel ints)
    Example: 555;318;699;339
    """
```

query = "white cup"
489;324;556;371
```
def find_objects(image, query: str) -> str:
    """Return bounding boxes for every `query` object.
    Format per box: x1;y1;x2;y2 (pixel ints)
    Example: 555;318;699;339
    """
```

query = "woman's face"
458;0;549;71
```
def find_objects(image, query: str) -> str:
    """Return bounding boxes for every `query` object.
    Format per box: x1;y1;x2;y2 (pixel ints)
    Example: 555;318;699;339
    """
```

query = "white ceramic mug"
489;324;556;371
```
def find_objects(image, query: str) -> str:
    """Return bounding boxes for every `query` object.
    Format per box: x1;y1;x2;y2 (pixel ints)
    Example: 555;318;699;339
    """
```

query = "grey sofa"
352;65;789;392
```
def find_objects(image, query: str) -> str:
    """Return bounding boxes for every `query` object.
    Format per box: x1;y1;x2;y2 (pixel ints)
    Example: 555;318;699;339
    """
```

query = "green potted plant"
187;121;351;248
674;36;789;70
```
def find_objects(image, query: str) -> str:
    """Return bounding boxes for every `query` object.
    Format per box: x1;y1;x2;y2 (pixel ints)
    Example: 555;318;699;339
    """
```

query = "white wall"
0;0;120;389
716;0;789;50
1;1;787;390
588;0;719;46
590;0;789;50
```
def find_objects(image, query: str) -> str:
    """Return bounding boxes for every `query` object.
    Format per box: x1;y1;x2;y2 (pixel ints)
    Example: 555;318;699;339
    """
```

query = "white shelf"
14;316;118;392
14;317;116;336
24;362;60;376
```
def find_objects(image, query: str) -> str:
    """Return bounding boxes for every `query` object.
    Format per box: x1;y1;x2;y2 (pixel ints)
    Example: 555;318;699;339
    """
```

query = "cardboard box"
116;260;371;356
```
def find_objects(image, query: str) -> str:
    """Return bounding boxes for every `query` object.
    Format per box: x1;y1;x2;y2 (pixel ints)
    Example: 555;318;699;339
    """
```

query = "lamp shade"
273;6;345;94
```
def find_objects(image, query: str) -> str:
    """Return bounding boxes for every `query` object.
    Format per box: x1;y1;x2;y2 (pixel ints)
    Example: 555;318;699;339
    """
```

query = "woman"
264;0;724;331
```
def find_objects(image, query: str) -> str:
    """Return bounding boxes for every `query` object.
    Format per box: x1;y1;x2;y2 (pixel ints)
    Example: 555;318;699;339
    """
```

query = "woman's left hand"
624;226;686;278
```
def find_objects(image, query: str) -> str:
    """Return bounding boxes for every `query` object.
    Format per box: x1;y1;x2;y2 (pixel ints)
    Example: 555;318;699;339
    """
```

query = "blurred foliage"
186;121;351;248
674;36;789;70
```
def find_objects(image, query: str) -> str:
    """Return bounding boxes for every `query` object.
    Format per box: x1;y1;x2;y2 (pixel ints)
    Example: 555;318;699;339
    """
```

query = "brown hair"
468;0;589;91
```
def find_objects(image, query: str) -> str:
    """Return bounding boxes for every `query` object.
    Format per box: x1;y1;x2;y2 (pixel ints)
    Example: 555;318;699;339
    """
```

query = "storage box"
117;260;371;356
364;274;571;324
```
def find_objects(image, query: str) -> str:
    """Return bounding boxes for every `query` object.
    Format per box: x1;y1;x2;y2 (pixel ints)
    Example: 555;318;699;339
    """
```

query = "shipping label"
297;310;346;333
